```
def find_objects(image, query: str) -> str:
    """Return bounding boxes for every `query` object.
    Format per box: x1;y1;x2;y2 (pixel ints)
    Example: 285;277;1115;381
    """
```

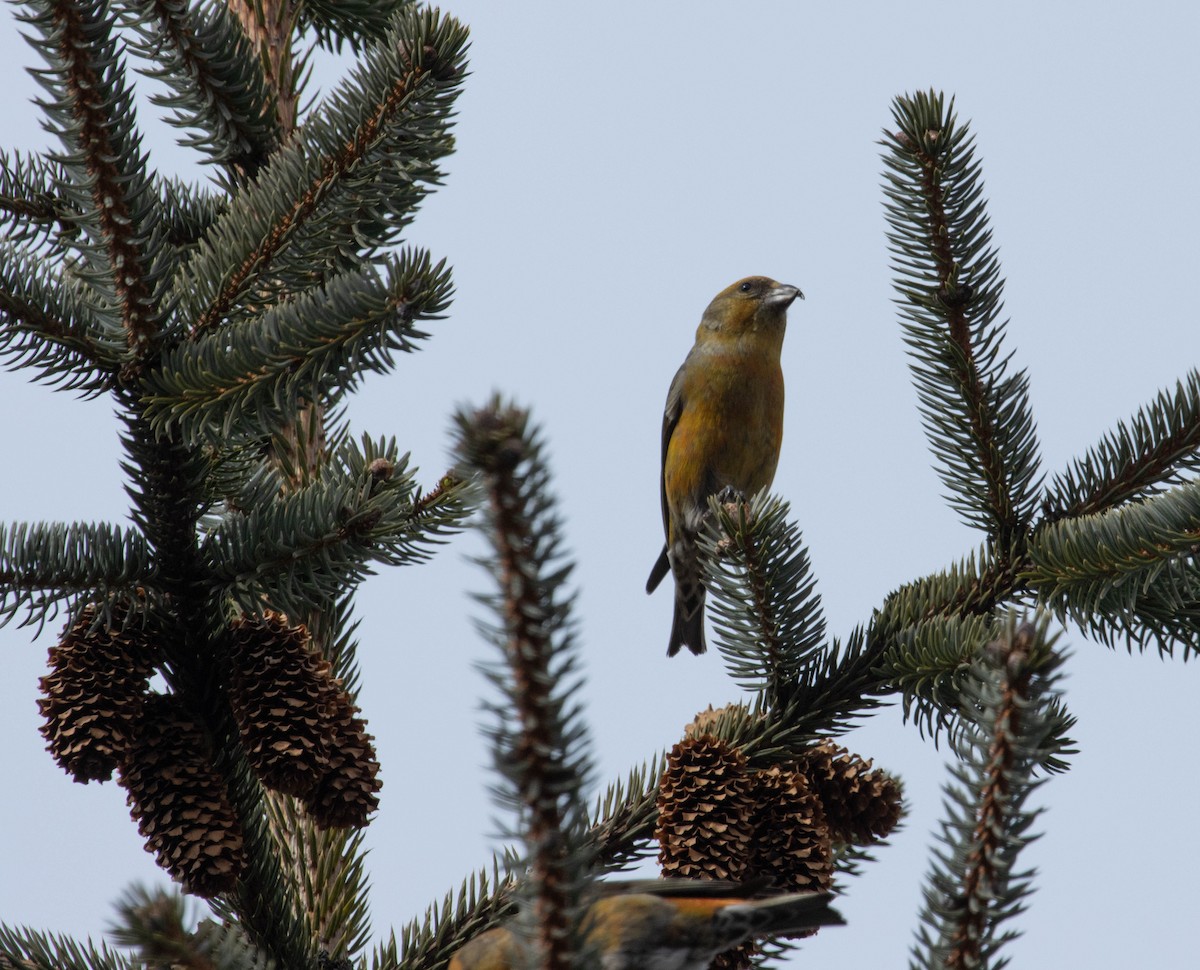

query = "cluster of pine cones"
657;707;902;968
37;604;380;897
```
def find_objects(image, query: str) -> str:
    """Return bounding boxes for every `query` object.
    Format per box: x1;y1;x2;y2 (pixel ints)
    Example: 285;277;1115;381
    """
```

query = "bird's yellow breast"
663;336;785;532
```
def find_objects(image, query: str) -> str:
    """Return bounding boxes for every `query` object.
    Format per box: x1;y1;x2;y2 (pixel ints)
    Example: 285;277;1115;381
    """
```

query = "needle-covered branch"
701;493;827;709
1043;369;1200;519
882;91;1042;551
155;176;227;250
876;614;996;746
108;883;270;970
1026;480;1200;655
205;438;469;620
17;0;169;366
910;618;1070;970
144;251;453;443
454;399;596;970
0;242;122;392
3;3;472;968
0;926;131;970
303;0;409;53
374;860;517;970
0;521;154;632
264;797;374;959
179;8;468;334
0;150;77;251
117;0;278;175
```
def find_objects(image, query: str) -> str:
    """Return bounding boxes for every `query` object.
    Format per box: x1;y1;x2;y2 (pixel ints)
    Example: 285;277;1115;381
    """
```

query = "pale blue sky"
2;2;1198;967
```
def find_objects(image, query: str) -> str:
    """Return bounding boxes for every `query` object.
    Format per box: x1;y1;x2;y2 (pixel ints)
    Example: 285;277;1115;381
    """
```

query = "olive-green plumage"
647;276;803;655
448;881;841;970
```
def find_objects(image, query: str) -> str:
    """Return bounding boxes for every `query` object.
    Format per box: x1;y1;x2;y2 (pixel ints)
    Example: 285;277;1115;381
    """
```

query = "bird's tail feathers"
714;890;844;938
668;581;706;656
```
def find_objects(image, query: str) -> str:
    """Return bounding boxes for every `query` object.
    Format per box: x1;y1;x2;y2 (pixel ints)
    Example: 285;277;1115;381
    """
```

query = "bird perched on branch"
448;880;841;970
646;276;803;655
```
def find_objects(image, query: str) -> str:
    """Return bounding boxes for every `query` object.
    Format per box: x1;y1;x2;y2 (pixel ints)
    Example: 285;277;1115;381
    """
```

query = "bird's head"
699;276;804;338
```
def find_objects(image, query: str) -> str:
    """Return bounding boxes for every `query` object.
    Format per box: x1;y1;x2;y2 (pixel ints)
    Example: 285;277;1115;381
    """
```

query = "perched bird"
448;881;842;970
647;276;803;655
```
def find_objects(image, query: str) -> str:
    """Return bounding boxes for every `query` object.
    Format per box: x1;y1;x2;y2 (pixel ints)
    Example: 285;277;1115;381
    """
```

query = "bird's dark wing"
645;361;687;594
658;361;686;539
588;878;772;900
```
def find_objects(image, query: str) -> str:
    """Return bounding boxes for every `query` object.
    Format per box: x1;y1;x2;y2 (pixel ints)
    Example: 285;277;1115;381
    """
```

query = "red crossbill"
646;276;803;656
447;881;841;970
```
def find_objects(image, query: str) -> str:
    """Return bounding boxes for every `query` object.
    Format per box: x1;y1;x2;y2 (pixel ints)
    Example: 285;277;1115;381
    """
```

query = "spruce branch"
266;795;374;959
877;614;997;746
224;0;307;133
0;241;121;391
873;389;1200;653
701;492;828;708
1043;369;1200;519
0;149;77;250
454;398;596;970
375;861;516;970
144;250;453;443
879;613;1076;772
0;151;57;229
587;756;666;871
181;8;468;334
741;627;889;759
882;90;1042;550
874;547;1021;639
1096;567;1200;657
910;617;1067;970
156;175;227;249
206;719;319;970
17;0;166;367
117;0;279;174
116;413;316;967
1026;479;1200;656
0;520;154;632
204;439;468;620
302;0;409;53
108;884;269;970
117;413;209;598
0;927;129;970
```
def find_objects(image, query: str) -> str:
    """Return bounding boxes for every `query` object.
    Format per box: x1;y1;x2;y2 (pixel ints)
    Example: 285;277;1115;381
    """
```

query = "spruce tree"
2;7;1198;970
1;2;471;967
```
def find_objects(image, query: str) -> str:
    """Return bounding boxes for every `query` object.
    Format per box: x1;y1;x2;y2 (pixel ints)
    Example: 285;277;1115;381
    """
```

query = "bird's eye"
738;281;753;293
